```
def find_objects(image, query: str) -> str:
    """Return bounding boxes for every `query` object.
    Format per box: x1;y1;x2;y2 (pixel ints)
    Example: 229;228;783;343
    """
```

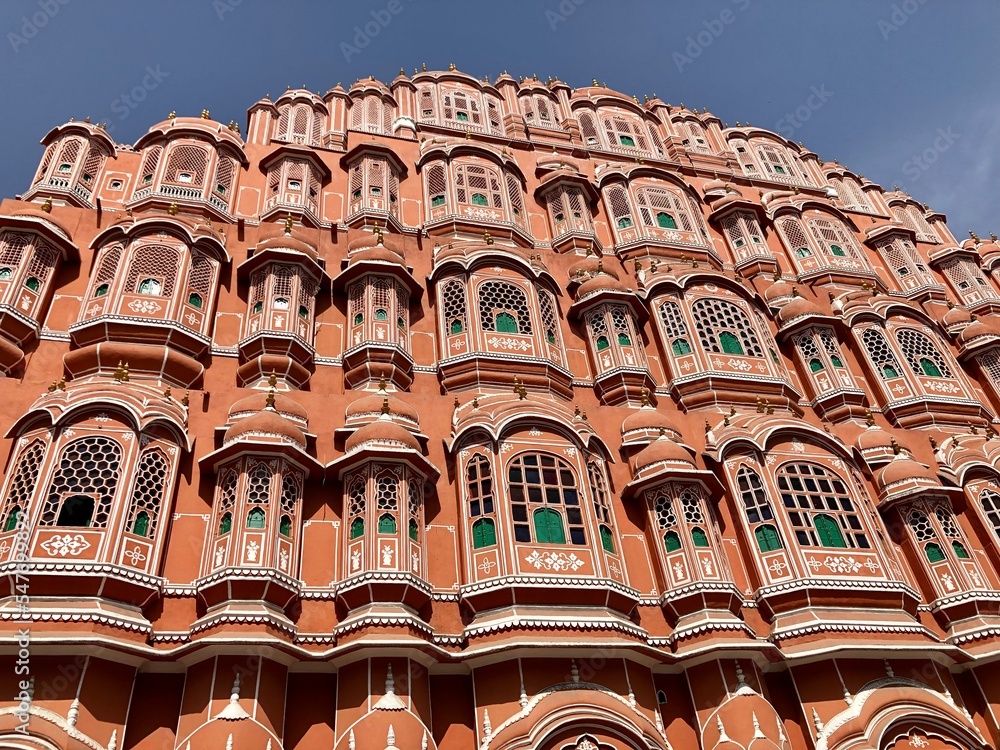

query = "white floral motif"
608;560;622;579
524;550;585;572
768;559;788;574
821;555;862;574
40;534;90;557
941;573;955;591
128;298;162;314
922;380;961;394
381;544;394;566
726;359;753;372
909;735;929;749
123;546;146;565
672;561;686;581
278;549;289;571
791;439;805;453
411;552;420;573
486;336;532;351
214;544;226;568
351;549;361;571
95;413;110;423
529;428;541;436
477;557;496;575
563;447;577;457
245;540;260;562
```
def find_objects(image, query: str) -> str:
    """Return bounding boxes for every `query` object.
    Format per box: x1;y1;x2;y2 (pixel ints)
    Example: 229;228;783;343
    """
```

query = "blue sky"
1;0;997;237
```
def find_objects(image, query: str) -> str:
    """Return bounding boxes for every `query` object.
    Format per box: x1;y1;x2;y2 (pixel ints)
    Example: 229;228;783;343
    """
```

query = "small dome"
776;295;822;325
633;435;696;473
345;391;419;427
568;256;618;282
943;304;972;329
575;273;628;300
621;406;682;442
229;391;308;426
345;417;421;453
10;207;72;237
348;231;402;256
958;316;1000;345
977;238;1000;262
349;245;406;266
764;278;794;305
256;232;318;260
224;408;307;448
874;454;939;493
856;424;895;454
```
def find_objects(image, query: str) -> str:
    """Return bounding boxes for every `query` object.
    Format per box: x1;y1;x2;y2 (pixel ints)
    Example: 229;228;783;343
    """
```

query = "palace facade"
1;66;1000;750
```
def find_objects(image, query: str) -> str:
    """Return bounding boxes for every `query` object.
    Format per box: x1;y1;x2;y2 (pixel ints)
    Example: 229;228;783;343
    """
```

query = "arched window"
40;436;122;529
219;512;233;534
378;513;397;534
472;518;496;549
925;542;945;562
441;278;468;337
375;475;398;532
247;507;266;529
777;217;815;262
776;462;869;549
125;448;168;540
895;329;952;378
478;280;532;334
455;163;504;212
126;245;179;298
634;187;694;233
348;476;366;539
657;300;691;357
1;440;45;528
588;461;616;554
691;298;764;357
605;185;634;231
735;466;783;552
979;488;1000;540
216;469;237;537
578;111;601;147
164;145;209;187
508;453;584;545
280;515;292;537
4;506;21;533
861;328;903;380
278;473;299;540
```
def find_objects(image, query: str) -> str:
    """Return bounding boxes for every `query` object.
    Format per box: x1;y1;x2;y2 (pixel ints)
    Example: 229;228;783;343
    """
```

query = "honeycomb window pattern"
690;298;764;357
1;440;45;521
895;329;953;378
125;448;169;538
441;278;468;335
861;328;903;379
478;280;532;334
40;436;123;528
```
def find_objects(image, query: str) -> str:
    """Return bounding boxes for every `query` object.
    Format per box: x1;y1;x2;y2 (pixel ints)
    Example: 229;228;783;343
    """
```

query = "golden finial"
582;410;588;421
592;79;599;86
284;213;293;235
658;425;666;438
400;67;405;76
765;399;774;415
228;120;240;133
167;110;176;119
992;232;998;242
772;268;781;282
201;109;210;119
266;387;276;409
987;424;997;440
574;404;581;418
640;387;649;407
692;258;699;268
929;436;938;450
125;207;133;219
182;391;190;407
865;409;875;427
723;414;730;427
374;223;384;245
970;422;979;435
705;419;711;434
472;396;479;408
448;62;456;71
730;405;736;417
378;374;387;392
454;396;460;409
483;229;494;246
649;259;658;273
168;202;179;216
57;378;65;391
164;386;172;399
47;381;57;393
791;287;800;297
890;437;901;455
41;198;52;213
970;230;980;242
113;360;125;383
122;363;129;382
756;396;765;414
380;397;390;415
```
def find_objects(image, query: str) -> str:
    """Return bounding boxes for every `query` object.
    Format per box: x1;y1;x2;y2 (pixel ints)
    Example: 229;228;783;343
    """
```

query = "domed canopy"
776;294;824;327
621;403;683;447
943;303;972;329
633;433;698;473
764;277;794;306
345;391;420;429
223;407;307;449
229;390;308;428
344;416;421;453
873;453;944;506
958;316;1000;346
